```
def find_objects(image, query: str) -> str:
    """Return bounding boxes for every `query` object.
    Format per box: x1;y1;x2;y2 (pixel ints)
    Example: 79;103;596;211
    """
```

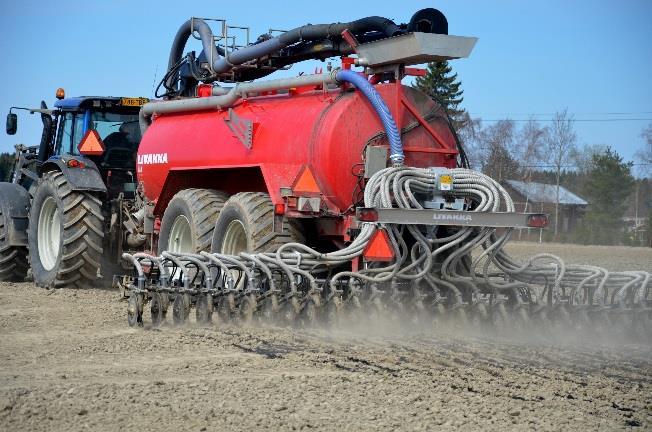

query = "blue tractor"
1;90;149;287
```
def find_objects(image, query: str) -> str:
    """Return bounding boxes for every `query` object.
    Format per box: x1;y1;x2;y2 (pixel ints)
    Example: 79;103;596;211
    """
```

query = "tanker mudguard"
0;183;30;246
42;157;107;193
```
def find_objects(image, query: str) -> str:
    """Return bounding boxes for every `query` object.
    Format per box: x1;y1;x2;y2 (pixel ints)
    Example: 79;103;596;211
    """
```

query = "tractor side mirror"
6;112;17;135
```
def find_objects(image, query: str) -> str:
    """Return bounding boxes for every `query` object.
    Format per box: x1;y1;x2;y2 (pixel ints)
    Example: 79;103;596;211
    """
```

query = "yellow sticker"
440;174;453;191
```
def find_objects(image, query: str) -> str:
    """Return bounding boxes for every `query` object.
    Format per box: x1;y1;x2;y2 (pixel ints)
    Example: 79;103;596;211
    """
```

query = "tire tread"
0;206;28;282
160;188;229;253
29;171;104;288
216;192;304;253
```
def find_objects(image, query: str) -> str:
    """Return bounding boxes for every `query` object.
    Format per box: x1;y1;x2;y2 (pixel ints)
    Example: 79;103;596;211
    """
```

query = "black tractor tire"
0;207;28;282
211;192;304;254
158;188;230;254
28;171;104;288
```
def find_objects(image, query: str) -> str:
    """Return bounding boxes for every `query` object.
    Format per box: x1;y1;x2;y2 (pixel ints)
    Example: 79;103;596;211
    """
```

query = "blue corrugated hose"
335;69;404;166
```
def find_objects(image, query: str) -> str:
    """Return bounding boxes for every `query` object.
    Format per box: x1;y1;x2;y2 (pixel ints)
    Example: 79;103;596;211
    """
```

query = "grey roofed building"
505;180;588;206
503;179;588;236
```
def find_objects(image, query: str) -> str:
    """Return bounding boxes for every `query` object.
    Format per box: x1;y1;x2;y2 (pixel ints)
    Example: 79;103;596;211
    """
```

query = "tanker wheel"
0;206;28;282
28;171;104;288
158;189;230;254
211;192;304;255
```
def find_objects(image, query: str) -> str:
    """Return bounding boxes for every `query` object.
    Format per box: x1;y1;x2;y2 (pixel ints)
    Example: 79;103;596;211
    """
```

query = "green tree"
580;148;635;245
0;152;14;182
414;61;464;117
413;61;470;165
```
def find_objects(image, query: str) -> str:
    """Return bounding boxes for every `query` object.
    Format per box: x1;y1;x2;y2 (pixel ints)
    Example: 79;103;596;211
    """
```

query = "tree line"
0;152;14;182
416;61;652;246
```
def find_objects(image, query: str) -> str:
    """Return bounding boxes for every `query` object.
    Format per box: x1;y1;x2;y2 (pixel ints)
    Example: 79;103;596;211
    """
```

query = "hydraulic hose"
335;69;404;166
166;19;222;90
166;16;401;86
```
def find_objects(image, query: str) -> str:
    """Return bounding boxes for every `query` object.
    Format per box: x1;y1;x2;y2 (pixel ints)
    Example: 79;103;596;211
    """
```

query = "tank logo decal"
432;213;472;222
137;153;168;165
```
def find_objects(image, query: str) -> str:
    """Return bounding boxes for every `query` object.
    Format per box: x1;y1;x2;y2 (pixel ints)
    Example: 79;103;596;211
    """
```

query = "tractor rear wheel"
0;207;28;282
158;189;229;254
211;192;304;255
28;171;104;288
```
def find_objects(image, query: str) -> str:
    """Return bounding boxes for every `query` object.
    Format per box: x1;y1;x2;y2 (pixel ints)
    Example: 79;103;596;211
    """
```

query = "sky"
1;0;651;169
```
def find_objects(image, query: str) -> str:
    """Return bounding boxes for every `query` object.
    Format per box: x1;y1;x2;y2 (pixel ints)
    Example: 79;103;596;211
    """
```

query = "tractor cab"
6;91;148;198
53;95;146;162
51;95;147;196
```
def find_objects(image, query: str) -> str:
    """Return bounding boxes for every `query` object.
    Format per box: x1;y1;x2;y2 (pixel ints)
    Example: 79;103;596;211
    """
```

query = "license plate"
120;97;149;107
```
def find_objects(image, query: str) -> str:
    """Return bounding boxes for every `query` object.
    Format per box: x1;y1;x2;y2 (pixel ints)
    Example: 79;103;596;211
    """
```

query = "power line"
518;163;651;168
480;118;652;122
470;111;652;116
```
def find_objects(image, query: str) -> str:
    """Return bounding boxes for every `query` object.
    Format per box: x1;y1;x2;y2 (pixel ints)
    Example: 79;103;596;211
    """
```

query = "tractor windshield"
91;111;142;152
54;110;141;157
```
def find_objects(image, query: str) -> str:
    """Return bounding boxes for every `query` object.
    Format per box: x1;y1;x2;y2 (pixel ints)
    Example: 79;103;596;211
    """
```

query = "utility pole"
634;181;639;242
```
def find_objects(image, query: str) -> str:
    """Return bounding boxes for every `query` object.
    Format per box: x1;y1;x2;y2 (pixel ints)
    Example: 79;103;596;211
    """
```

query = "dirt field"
1;243;651;431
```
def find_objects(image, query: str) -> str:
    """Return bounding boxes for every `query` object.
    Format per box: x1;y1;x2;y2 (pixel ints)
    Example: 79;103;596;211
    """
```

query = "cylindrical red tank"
137;82;458;216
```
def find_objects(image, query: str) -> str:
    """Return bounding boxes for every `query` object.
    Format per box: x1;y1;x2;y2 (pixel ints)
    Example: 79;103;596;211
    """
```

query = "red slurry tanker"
121;8;649;331
138;77;458;222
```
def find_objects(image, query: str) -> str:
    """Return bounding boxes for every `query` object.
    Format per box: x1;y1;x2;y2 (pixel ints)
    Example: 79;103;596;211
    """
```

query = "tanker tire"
0;207;28;282
211;192;304;255
158;188;229;254
28;171;104;288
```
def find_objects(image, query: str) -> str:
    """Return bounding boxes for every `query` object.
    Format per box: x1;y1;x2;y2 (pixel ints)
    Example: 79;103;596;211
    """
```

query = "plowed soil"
1;242;651;431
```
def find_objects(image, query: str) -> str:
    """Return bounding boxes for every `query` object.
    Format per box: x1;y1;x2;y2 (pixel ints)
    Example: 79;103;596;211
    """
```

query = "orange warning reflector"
78;129;105;156
363;229;395;262
292;165;320;195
